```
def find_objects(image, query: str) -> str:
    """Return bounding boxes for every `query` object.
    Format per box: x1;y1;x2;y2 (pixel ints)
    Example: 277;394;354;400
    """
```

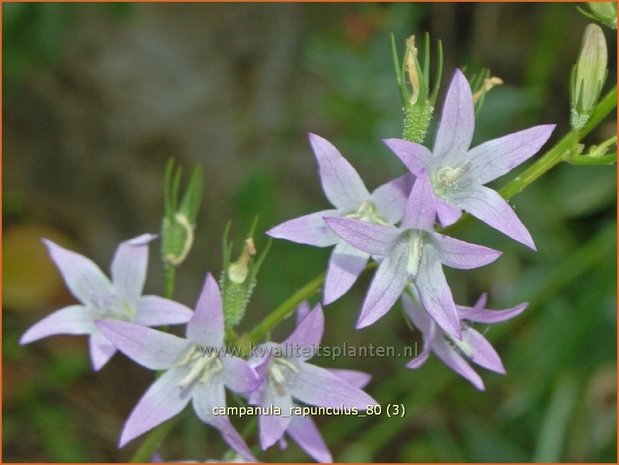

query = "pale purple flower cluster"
20;68;555;461
268;69;555;388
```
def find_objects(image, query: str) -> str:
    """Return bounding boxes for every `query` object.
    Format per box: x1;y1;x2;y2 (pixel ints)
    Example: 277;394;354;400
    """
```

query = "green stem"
130;414;185;462
565;152;616;165
165;265;176;299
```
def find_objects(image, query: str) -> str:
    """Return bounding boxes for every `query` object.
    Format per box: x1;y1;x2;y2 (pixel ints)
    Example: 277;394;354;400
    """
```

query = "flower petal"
467;124;555;185
432;233;501;269
267;210;340;247
414;246;460;339
383;138;434;176
295;301;312;326
371;173;415;224
186;273;224;347
287;415;333;463
290;362;378;409
134;296;194;326
257;384;293;449
463;327;505;374
435;197;462;227
222;356;261;394
401;171;436;231
309;133;370;210
20;305;97;344
43;239;114;307
356;242;409;329
324;217;400;256
119;367;192;447
192;381;258;461
433;69;475;166
451;185;536;250
401;293;437;369
89;329;117;370
458;302;528;324
328;369;372;389
323;241;369;305
111;234;156;305
284;305;324;352
96;320;189;370
432;339;485;390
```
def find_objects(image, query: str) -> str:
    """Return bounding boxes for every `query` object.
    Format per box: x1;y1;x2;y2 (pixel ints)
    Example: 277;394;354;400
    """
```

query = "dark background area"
3;3;616;462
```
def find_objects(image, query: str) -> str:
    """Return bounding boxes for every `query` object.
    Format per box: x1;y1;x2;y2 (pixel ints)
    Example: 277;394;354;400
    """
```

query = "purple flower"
248;304;377;455
96;274;259;461
403;291;527;390
20;235;193;370
267;133;412;305
325;172;501;338
384;69;555;249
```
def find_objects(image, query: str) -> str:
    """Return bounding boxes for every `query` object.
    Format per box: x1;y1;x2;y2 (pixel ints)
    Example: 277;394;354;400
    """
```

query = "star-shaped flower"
267;133;412;305
403;291;527;390
248;304;377;453
325;172;501;338
20;235;193;370
384;69;555;249
96;274;259;461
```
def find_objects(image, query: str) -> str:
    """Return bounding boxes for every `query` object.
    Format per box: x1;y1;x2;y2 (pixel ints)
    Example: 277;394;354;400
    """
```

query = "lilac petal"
433;233;501;269
432;339;485;390
291;362;378;409
193;381;258;461
222;356;260;394
383;138;433;176
463;327;505;374
120;367;192;447
284;305;324;351
295;301;312;326
451;185;536;250
433;69;475;165
458;302;528;323
328;369;372;389
258;386;293;449
111;234;155;305
266;210;340;247
356;242;409;329
134;296;194;326
287;415;333;463
436;198;462;227
89;330;117;371
96;320;189;370
401;290;433;333
402;295;437;369
371;173;415;224
414;246;460;339
467;124;556;185
187;273;224;347
323;241;369;305
43;239;114;307
20;305;97;344
309;133;370;210
401;172;436;231
324;217;400;256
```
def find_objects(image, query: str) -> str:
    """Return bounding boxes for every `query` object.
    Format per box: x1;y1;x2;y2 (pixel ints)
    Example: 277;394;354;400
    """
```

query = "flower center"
406;231;425;278
176;345;223;389
432;162;472;196
105;298;137;322
445;329;474;358
267;357;299;396
345;201;389;225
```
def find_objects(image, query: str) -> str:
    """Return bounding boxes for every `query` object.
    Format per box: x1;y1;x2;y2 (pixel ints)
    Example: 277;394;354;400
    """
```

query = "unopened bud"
228;238;256;284
580;2;617;30
570;24;608;130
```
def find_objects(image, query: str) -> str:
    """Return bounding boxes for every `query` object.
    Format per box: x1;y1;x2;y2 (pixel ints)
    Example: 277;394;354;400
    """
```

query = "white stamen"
406;232;424;277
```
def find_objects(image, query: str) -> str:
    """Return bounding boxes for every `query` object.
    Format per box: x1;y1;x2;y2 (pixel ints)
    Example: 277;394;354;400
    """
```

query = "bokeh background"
3;3;616;462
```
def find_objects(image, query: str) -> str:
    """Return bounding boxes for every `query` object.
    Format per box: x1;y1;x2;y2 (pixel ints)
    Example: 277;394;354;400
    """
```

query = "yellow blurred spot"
3;224;75;312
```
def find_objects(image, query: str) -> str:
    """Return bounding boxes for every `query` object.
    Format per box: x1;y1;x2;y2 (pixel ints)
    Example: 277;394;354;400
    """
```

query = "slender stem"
165;265;176;299
565;152;616;165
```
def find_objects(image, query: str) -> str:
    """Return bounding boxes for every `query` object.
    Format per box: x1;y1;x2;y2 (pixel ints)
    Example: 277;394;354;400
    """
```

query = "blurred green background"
3;3;616;462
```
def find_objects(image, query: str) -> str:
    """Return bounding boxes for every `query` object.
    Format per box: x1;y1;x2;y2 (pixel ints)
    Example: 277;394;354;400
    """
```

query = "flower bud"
220;222;271;328
570;24;608;131
579;3;617;30
392;33;443;143
161;159;203;267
